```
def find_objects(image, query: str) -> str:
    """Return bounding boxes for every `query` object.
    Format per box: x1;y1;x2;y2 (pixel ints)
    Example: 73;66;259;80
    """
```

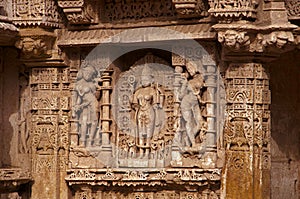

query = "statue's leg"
182;110;196;147
87;121;97;147
80;122;87;146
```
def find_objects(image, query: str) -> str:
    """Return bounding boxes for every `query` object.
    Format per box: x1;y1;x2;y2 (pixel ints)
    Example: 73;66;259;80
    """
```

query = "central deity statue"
131;66;164;158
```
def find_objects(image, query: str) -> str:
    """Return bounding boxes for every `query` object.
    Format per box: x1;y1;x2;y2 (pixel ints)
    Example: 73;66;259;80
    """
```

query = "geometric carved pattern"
224;63;270;150
224;62;271;198
103;0;176;21
12;0;62;27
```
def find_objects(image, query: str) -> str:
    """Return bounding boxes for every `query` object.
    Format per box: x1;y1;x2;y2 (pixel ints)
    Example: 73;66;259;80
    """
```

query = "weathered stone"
0;0;299;198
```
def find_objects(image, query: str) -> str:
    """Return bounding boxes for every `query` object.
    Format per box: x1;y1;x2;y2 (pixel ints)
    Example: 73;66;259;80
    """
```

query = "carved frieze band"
208;0;257;18
12;0;62;27
66;168;221;186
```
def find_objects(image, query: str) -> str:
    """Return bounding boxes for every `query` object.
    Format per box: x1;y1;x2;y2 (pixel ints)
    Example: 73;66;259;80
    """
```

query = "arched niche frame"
71;27;226;169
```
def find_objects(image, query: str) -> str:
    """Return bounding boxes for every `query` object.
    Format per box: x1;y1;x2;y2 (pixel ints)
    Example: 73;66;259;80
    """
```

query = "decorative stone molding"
58;0;96;25
208;0;257;19
66;168;221;187
0;168;31;192
172;0;208;18
12;0;62;28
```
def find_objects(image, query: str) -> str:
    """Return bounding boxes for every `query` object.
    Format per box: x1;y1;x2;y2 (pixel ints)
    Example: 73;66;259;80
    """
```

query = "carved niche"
67;51;223;198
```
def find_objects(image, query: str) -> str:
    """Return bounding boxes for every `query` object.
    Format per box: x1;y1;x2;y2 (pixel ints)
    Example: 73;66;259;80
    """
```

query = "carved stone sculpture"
73;65;98;147
131;66;164;158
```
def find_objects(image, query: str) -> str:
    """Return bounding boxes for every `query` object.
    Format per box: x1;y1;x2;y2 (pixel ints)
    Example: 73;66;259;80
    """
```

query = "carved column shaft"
205;65;217;149
224;62;270;199
100;70;113;146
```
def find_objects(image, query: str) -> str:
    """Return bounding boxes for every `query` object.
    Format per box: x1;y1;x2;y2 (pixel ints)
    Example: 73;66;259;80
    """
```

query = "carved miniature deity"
73;66;98;147
179;74;204;147
131;66;164;158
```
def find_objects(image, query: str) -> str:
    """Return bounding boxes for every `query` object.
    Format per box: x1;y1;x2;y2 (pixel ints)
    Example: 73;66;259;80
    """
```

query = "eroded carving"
15;36;55;59
218;30;250;50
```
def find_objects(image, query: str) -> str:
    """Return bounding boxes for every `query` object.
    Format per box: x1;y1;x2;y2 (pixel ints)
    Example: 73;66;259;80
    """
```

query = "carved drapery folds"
224;63;271;198
12;0;62;27
208;0;257;18
58;0;97;25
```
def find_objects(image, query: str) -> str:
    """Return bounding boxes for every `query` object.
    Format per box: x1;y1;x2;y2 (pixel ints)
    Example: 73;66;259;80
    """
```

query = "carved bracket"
58;0;96;25
15;35;55;59
216;29;297;55
172;0;208;18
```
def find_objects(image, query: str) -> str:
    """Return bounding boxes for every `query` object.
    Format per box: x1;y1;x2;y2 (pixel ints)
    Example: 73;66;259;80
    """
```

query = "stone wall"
270;50;300;199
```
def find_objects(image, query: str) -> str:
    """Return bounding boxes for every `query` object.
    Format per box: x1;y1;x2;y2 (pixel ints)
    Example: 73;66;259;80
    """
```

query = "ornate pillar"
16;27;70;199
209;0;298;196
98;69;113;166
223;62;271;199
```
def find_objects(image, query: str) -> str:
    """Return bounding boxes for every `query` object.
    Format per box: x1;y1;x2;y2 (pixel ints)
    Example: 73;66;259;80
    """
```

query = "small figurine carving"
131;66;164;158
179;74;205;148
73;65;99;147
